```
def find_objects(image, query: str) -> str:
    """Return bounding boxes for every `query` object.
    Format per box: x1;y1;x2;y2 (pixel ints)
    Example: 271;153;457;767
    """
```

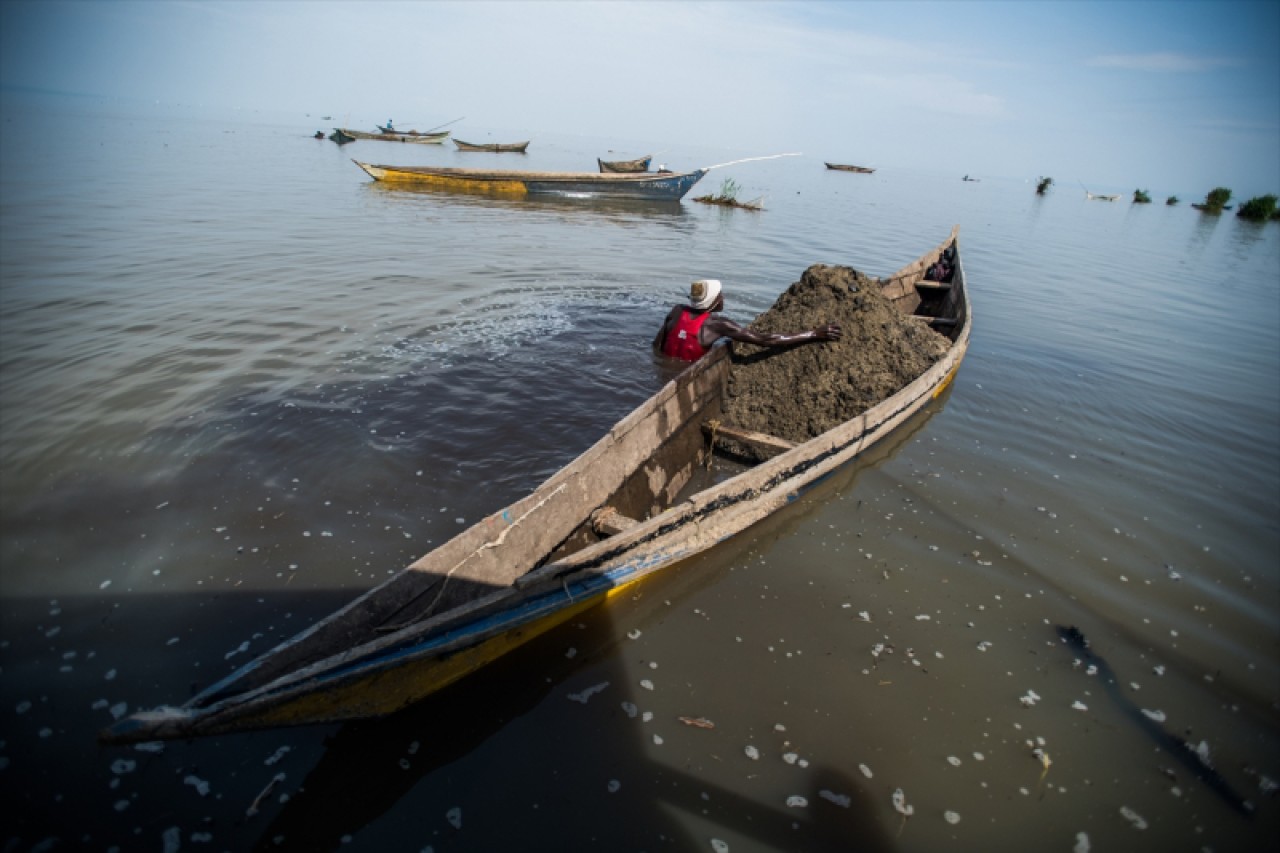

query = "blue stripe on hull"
525;170;706;201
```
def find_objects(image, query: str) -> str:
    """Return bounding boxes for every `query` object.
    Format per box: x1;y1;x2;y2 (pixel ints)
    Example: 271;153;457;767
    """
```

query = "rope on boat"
386;483;570;630
703;153;801;171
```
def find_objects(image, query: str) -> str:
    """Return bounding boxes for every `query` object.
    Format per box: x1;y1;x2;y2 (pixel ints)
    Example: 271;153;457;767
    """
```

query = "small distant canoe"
329;129;355;145
376;125;452;138
825;163;875;174
1086;192;1120;202
453;139;531;153
599;155;653;173
99;227;969;744
334;128;449;144
351;161;708;201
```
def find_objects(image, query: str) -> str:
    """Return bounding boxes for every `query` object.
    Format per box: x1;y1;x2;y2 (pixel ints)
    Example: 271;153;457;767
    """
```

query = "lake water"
2;93;1277;852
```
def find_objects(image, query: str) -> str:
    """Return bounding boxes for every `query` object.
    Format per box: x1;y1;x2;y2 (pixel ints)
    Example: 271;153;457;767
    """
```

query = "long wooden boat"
825;163;875;174
351;161;709;201
333;127;450;144
101;228;970;744
453;139;531;153
599;154;653;173
1086;191;1121;202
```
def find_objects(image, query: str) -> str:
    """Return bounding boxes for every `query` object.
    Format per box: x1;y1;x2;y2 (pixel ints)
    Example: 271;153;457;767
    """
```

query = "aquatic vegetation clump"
1133;188;1151;204
1036;176;1053;195
1236;194;1278;222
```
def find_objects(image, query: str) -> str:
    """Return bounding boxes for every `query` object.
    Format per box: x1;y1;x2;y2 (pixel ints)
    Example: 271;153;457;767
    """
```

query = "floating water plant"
1193;187;1232;213
1166;195;1179;205
694;177;764;210
1236;194;1278;221
1036;176;1053;195
1133;188;1151;204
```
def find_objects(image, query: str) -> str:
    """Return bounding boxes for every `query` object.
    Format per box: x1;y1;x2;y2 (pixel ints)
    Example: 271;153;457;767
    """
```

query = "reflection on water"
1;95;1277;851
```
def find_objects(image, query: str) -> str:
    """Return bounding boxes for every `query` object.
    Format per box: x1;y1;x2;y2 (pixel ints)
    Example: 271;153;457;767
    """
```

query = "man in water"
654;278;842;362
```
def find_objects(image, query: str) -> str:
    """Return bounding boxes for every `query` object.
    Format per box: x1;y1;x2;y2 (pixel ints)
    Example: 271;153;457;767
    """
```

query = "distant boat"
598;154;653;173
334;127;450;144
962;175;980;182
329;129;355;145
351;161;707;201
825;163;875;174
1086;191;1120;202
453;139;531;153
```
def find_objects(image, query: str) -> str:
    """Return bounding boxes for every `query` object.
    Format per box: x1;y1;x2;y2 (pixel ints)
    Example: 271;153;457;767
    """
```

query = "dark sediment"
721;264;950;454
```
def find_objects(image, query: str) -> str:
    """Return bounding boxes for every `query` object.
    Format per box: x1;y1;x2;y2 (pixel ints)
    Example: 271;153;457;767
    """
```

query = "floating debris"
711;840;730;853
947;756;961;767
786;795;809;808
892;788;914;816
745;745;760;760
1020;690;1041;707
678;716;715;729
653;734;664;746
162;826;180;853
859;764;873;778
110;759;136;775
819;789;851;808
858;611;871;622
446;806;462;829
943;810;961;825
265;746;291;766
246;773;285;817
608;780;621;793
621;701;638;718
627;629;642;640
977;641;993;652
1141;709;1166;722
1119;805;1148;830
185;775;210;797
567;682;609;704
1074;832;1091;853
134;741;165;753
640;679;655;691
1072;701;1088;712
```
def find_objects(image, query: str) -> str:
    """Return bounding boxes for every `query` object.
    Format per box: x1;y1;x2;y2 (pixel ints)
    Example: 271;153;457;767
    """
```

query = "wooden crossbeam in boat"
911;312;962;325
591;506;639;538
702;423;796;459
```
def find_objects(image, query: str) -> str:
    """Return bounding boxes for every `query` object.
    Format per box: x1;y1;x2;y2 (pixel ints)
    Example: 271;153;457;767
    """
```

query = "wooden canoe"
825;163;875;173
333;127;450;144
101;228;970;744
598;155;653;173
453;139;531;153
351;160;709;201
1086;191;1120;202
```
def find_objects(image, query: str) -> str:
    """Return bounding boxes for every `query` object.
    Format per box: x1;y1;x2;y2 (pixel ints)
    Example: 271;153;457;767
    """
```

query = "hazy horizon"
2;0;1278;199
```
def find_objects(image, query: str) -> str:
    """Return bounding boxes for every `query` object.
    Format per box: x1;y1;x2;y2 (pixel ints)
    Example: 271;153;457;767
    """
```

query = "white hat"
689;278;722;310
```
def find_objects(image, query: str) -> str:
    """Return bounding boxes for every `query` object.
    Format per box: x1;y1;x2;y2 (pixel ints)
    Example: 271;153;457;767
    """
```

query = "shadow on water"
249;393;947;851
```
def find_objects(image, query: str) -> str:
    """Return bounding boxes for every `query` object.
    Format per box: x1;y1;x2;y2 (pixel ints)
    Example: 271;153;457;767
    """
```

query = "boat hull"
599;155;653;173
102;228;970;744
453;139;531;152
334;128;449;144
353;161;708;201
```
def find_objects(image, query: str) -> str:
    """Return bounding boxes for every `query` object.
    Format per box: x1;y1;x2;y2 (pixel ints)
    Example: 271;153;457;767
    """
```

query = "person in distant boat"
654;278;842;363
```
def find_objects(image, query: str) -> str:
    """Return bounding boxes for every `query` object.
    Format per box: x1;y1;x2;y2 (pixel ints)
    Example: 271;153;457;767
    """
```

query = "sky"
2;0;1278;197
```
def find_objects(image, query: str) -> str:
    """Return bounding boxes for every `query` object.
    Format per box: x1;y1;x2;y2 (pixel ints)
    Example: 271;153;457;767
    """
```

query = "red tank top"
662;308;711;361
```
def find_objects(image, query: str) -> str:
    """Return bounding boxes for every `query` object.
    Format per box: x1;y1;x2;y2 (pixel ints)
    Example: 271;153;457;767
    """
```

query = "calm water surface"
2;95;1278;851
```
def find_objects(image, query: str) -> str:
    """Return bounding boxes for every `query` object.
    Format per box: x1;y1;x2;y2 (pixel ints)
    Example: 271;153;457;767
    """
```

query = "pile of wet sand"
721;264;950;453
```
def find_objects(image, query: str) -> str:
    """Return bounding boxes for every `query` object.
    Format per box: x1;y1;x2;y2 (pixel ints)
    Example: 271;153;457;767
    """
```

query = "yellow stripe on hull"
373;166;529;195
239;590;623;729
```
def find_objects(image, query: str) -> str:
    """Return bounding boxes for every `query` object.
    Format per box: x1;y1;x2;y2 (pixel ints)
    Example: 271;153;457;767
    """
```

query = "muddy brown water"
1;95;1277;851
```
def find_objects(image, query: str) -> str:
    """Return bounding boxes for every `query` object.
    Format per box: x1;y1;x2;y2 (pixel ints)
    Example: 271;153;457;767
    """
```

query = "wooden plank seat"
702;422;796;461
